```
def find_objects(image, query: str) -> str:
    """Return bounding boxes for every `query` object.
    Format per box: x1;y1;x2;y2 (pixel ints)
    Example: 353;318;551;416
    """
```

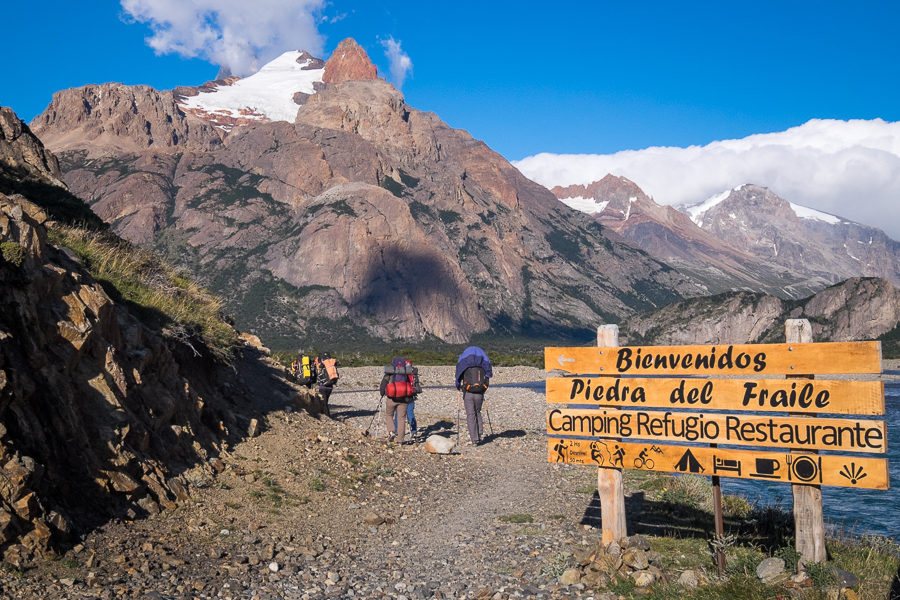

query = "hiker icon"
612;445;625;468
590;441;608;466
552;440;569;463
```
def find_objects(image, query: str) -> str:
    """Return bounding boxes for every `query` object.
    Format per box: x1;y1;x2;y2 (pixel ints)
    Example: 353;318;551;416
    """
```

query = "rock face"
31;44;701;346
30;84;224;156
322;38;378;84
550;176;881;299
0;109;305;562
0;107;64;187
622;277;900;345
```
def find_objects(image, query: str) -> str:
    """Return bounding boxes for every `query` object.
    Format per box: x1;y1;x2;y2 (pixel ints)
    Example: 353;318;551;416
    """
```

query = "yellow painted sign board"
546;408;887;453
545;341;882;376
546;377;885;415
547;438;889;490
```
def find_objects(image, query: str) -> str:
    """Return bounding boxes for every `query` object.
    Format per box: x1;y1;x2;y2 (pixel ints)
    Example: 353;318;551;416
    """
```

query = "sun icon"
838;463;867;485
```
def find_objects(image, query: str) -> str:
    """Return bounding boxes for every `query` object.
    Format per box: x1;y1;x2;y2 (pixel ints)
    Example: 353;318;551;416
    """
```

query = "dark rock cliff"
0;108;307;565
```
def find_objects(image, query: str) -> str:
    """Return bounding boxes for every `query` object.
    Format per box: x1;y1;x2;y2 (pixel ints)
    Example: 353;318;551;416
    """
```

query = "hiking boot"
387;433;396;443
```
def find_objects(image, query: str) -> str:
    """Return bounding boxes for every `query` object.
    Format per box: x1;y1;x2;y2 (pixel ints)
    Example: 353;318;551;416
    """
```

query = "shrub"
774;545;801;572
723;494;752;518
0;241;25;266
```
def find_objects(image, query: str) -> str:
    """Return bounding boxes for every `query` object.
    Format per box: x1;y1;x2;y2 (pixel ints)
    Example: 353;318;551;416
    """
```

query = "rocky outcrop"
322;38;378;84
622;277;900;345
0;191;314;565
0;111;311;563
34;56;702;346
1;194;208;562
0;107;64;187
29;84;224;156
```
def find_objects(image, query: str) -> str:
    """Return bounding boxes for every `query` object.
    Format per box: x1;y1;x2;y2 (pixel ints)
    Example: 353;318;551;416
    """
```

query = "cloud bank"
381;36;413;89
121;0;326;77
513;119;900;239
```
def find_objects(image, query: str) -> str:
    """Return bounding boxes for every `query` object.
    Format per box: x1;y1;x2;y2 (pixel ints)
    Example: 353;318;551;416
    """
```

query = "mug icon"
754;458;780;475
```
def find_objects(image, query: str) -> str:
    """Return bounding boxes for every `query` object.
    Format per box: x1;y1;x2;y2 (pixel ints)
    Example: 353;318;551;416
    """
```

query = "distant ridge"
549;176;899;297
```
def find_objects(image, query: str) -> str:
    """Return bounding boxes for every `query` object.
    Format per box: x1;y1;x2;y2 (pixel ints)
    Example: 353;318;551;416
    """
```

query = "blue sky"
3;1;899;161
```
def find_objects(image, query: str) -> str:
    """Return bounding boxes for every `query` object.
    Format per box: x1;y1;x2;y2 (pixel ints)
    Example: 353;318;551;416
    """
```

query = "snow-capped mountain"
550;175;836;298
679;184;899;287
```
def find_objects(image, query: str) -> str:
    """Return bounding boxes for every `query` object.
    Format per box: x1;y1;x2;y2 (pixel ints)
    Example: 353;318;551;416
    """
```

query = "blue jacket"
455;346;493;389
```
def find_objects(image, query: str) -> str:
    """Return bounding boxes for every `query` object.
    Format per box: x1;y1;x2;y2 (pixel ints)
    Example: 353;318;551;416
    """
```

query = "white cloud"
381;36;412;89
513;119;900;239
121;0;326;77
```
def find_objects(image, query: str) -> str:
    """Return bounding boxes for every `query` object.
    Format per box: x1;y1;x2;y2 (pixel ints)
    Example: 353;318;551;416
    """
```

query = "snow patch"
559;196;609;214
685;185;743;225
789;202;842;224
178;51;324;126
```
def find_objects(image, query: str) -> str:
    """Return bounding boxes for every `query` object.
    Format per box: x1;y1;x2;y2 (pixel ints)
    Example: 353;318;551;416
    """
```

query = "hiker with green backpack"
455;346;492;446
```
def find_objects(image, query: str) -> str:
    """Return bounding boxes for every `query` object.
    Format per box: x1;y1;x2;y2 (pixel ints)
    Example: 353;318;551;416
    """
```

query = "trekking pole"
456;390;461;441
363;394;384;436
485;400;494;436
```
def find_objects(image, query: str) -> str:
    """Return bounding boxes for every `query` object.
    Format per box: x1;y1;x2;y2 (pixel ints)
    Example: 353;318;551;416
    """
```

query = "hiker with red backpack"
455;346;492;446
380;357;422;443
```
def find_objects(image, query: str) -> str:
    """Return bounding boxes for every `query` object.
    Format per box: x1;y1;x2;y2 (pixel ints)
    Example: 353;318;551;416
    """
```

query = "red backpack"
384;358;420;399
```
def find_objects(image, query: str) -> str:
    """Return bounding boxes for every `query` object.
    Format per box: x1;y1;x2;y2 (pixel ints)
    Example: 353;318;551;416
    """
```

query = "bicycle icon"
634;453;655;470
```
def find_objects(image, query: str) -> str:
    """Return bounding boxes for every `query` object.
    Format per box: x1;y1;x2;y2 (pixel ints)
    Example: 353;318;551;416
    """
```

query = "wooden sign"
546;408;887;453
545;341;882;376
546;377;885;415
547;438;890;490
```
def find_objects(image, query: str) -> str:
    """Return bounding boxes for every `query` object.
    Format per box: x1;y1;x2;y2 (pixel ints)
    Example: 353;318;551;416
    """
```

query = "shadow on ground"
579;489;794;550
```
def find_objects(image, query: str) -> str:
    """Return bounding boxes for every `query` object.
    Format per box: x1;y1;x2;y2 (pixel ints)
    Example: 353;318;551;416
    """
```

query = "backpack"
317;353;339;387
405;359;423;394
295;355;315;387
462;365;488;394
383;357;419;399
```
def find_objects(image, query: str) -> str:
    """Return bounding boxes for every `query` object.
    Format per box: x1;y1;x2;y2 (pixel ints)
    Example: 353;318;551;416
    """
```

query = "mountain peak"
323;38;378;84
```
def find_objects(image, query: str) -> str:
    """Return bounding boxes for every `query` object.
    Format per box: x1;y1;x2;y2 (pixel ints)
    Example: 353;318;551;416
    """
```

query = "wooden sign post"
544;326;889;568
787;319;826;566
596;325;626;544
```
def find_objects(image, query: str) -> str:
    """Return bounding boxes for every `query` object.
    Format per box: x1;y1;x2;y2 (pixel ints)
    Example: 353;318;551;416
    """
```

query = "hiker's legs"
406;400;417;435
395;401;407;442
384;399;398;437
319;387;332;416
384;399;407;442
392;400;416;435
463;392;484;443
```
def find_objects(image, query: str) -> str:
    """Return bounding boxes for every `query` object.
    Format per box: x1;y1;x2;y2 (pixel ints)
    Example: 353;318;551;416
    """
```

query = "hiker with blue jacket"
455;346;492;445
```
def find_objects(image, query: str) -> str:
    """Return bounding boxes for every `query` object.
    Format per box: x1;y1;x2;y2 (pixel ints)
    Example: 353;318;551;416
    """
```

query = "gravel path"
2;367;606;600
7;362;895;598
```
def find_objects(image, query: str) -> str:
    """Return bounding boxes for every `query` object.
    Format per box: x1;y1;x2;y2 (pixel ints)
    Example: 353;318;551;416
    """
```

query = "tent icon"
674;449;704;473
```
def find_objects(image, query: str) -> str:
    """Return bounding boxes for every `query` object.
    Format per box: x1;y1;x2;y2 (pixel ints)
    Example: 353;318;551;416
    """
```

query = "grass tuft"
498;513;534;524
48;225;240;362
